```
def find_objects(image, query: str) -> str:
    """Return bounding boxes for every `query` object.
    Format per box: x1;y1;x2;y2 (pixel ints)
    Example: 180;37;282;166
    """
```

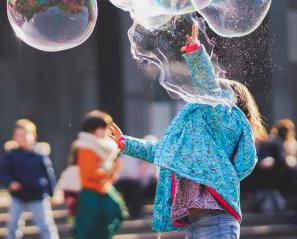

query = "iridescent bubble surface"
109;0;195;29
190;0;212;10
109;0;271;36
7;0;98;51
196;0;272;37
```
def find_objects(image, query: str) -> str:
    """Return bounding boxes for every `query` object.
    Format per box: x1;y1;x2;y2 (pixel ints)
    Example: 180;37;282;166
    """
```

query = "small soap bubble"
7;0;98;51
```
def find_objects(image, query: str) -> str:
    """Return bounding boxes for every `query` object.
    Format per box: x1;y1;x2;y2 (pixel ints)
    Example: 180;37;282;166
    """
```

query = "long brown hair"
219;79;267;140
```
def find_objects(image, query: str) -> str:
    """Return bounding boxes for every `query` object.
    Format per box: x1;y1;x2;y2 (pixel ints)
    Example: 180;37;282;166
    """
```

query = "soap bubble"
109;0;195;30
7;0;98;52
189;0;212;10
196;0;272;37
129;14;235;106
108;0;132;11
109;0;195;13
130;1;174;30
109;0;271;37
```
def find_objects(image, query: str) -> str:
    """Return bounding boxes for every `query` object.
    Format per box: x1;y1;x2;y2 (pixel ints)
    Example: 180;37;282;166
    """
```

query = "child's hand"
180;24;200;52
108;122;123;144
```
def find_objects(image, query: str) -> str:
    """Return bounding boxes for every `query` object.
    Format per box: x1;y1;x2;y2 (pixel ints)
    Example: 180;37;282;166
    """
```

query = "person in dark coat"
255;122;291;212
0;119;59;239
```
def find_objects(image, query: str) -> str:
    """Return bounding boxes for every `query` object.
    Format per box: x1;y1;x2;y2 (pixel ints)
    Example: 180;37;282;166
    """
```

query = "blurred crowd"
0;113;297;239
242;119;297;212
0;111;158;239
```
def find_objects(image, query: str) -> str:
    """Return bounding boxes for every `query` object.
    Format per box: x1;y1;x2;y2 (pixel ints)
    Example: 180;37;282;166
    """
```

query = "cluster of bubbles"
6;0;272;104
111;0;272;105
109;0;272;37
7;0;97;51
7;0;271;51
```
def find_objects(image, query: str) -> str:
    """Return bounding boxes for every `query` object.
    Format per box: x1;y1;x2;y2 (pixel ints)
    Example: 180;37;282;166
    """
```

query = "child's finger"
192;24;199;39
111;122;123;136
108;128;121;140
108;126;116;135
109;124;118;134
109;126;118;137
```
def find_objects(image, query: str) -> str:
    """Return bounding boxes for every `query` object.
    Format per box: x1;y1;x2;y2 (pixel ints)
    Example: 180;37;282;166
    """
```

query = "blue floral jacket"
123;46;257;232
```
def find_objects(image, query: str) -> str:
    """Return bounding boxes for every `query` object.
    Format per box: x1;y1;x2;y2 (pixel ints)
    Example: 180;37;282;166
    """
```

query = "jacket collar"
76;132;120;163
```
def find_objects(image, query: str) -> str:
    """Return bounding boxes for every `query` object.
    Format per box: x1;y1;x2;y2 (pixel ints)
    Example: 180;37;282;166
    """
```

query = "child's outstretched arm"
108;123;157;164
181;24;221;95
122;136;157;164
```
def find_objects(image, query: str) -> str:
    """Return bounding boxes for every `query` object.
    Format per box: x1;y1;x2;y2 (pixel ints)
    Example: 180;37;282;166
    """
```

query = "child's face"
12;128;36;149
94;127;108;139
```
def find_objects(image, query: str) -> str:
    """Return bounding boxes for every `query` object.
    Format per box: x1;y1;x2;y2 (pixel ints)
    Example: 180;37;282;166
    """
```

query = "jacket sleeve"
0;153;15;187
183;46;221;96
122;136;158;164
42;157;57;197
232;122;258;181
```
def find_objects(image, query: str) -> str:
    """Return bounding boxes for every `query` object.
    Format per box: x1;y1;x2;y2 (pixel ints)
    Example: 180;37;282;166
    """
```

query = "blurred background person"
0;119;59;239
273;119;297;173
255;119;297;212
57;140;81;224
74;110;127;239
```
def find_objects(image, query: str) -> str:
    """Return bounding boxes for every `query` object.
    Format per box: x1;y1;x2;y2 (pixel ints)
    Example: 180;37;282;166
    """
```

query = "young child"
109;25;265;238
0;119;59;239
57;141;81;224
73;110;127;239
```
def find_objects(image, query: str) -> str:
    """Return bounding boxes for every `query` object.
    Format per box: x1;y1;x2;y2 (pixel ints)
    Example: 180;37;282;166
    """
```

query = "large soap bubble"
195;0;272;37
7;0;98;52
129;14;235;106
109;0;271;37
109;0;195;30
109;0;196;12
189;0;212;10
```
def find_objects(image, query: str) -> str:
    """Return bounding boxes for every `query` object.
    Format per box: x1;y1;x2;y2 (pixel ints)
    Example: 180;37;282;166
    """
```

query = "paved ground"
0;190;297;239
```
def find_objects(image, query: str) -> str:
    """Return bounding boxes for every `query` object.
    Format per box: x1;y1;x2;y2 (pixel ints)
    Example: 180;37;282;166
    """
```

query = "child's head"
219;79;267;140
271;119;295;141
13;119;37;149
81;110;113;138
